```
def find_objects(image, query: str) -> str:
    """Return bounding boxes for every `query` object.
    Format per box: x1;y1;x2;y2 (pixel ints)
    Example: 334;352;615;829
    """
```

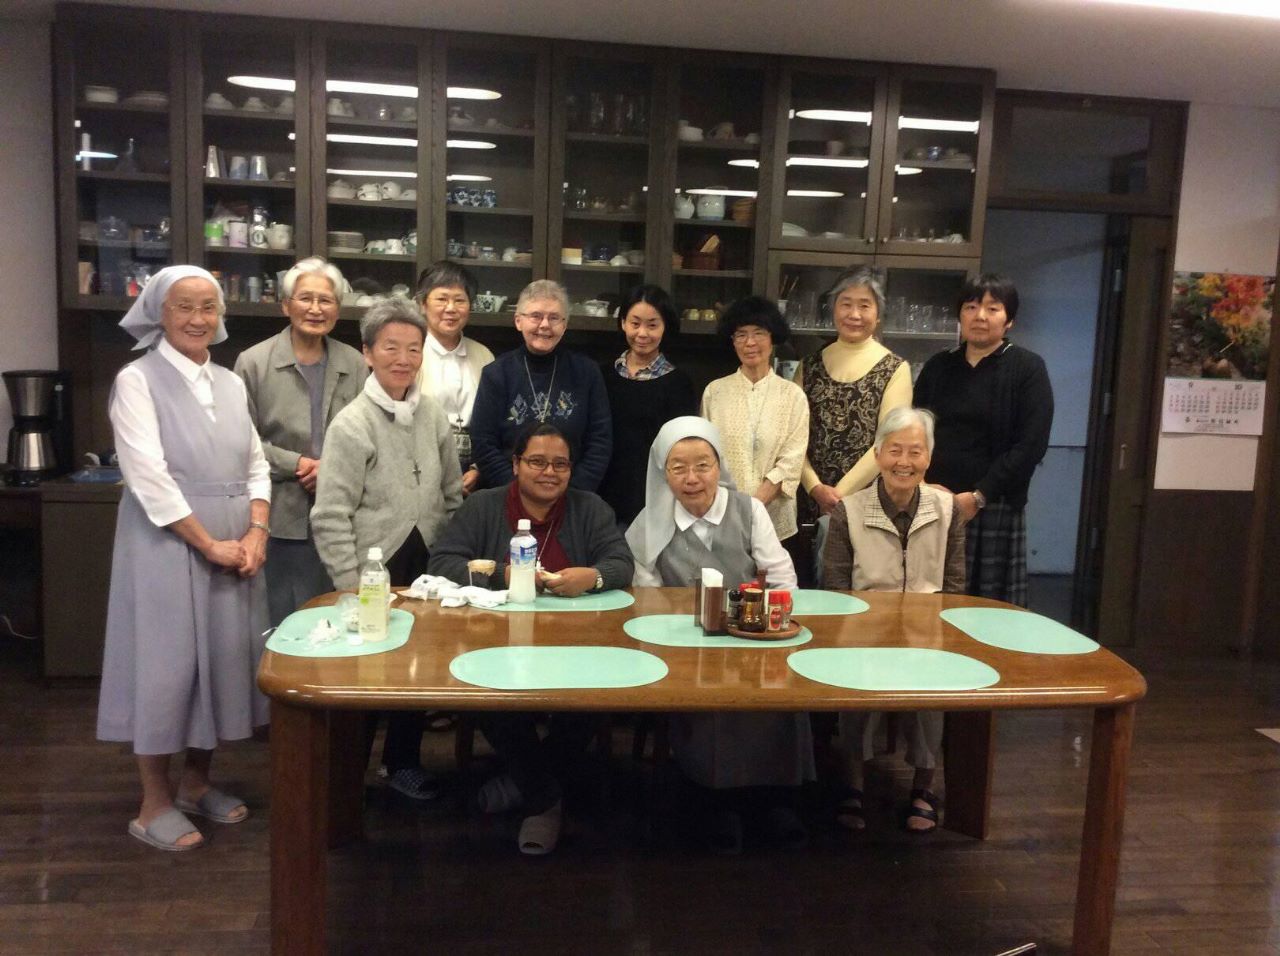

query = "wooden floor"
2;640;1279;955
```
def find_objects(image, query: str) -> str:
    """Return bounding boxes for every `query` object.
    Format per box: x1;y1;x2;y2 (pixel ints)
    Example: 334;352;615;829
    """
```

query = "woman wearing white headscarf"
628;417;812;854
98;265;271;853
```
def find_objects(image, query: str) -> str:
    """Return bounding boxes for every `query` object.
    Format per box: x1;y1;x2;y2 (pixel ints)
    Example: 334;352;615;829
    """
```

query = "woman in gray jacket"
312;296;463;802
234;257;365;626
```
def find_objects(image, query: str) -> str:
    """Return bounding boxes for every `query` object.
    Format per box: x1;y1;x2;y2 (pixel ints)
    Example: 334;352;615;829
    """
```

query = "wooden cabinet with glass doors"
662;52;773;329
55;6;186;310
313;28;428;316
768;252;977;380
184;15;311;315
428;33;550;327
547;43;662;319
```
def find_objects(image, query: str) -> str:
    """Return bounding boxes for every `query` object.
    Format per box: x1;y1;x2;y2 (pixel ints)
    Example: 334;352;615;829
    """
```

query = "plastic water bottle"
508;519;537;604
358;546;390;642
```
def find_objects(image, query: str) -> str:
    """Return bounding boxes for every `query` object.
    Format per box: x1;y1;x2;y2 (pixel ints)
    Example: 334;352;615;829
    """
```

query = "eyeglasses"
519;455;572;473
167;302;220;318
519;311;567;327
731;329;770;344
665;461;717;478
427;293;470;309
291;293;338;310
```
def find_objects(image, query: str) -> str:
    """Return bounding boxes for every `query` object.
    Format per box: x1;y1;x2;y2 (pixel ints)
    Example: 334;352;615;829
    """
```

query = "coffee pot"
4;370;71;485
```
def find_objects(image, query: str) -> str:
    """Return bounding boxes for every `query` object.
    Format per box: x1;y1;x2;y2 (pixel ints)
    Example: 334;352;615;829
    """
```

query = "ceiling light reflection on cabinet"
894;165;923;175
228;76;502;100
288;132;417;148
787;189;845;198
788;157;869;168
791;109;873;124
446;139;497;149
446;174;493;182
75;150;117;161
898;116;980;133
326;168;417;179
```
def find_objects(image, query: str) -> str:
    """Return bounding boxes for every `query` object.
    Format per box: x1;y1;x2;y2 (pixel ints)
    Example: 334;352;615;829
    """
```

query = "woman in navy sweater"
470;279;613;492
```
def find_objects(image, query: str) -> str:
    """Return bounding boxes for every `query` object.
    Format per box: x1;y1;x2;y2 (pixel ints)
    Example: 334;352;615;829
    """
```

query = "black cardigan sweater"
912;341;1054;508
426;485;634;590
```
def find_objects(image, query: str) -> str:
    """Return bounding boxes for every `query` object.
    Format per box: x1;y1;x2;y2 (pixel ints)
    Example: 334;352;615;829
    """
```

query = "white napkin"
438;585;509;609
400;574;460;601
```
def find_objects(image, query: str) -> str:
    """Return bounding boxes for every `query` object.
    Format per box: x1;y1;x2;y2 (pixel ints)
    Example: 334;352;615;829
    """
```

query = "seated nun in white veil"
627;416;813;854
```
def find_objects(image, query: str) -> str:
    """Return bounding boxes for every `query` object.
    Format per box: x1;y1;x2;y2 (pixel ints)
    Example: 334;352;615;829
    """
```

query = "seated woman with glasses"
700;296;809;546
469;279;612;493
428;422;633;854
629;417;812;855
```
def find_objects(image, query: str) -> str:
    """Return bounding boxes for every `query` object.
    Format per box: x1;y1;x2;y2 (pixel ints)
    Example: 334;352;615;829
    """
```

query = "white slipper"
128;809;203;851
517;800;562;856
174;787;248;824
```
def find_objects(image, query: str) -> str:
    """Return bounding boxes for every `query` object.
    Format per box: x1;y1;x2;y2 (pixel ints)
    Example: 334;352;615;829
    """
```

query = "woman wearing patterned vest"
820;406;967;834
629;417;813;855
796;267;912;570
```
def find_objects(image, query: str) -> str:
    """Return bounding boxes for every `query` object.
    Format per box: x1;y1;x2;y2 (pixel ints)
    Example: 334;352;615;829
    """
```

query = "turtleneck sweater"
469;344;612;493
795;336;913;496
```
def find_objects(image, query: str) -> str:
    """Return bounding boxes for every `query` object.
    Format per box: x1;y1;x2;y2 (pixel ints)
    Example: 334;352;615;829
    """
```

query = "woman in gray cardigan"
234;257;365;626
312;296;463;801
427;422;633;855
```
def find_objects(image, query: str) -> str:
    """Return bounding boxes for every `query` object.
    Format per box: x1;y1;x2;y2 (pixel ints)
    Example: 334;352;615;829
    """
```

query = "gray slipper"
128;809;203;852
518;800;562;856
174;788;248;824
476;773;523;814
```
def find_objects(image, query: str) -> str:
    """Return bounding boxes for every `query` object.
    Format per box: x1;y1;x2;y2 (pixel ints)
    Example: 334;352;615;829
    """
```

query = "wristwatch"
593;569;604;591
972;491;987;511
249;520;271;534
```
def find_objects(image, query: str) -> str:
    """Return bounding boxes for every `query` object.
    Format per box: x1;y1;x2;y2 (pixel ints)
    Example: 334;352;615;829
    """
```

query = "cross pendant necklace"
523;355;558;422
412;460;421;484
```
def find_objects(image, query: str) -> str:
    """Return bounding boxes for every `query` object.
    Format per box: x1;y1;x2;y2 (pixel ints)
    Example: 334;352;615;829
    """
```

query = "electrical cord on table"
0;614;38;640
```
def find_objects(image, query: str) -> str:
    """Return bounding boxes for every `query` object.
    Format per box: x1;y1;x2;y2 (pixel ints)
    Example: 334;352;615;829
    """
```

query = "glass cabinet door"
549;46;659;318
191;18;308;313
318;32;424;309
769;63;886;253
434;35;548;323
876;67;993;259
669;54;768;322
59;9;182;307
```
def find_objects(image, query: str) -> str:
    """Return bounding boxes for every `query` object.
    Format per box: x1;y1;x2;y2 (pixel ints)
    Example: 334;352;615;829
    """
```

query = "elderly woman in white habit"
98;265;271;853
628;416;813;855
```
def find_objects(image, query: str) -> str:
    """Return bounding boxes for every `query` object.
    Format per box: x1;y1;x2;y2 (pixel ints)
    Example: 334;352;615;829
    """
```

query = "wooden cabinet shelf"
446;257;531;269
327;250;415;262
561;263;644;275
674;268;754;279
79;100;169;115
329;198;416;210
205;177;295;190
445;205;533;217
76;170;168;183
205;245;297;257
563;211;645;223
203;107;295;123
565;131;648;146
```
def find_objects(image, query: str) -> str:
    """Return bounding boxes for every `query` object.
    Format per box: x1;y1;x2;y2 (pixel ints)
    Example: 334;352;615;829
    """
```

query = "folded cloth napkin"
438;585;509;609
400;574;461;601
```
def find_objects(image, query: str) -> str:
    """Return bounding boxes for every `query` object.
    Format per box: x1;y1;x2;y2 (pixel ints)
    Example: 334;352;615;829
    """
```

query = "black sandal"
834;787;866;831
903;788;939;833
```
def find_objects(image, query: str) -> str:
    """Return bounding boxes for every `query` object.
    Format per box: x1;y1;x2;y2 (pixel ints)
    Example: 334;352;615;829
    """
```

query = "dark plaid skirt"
964;502;1027;607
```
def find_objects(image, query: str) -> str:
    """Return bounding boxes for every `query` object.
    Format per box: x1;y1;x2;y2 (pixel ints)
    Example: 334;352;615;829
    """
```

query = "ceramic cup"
327;97;345;116
502;246;518;262
710;121;735;139
384;238;406;255
227;219;249;248
267;223;293;250
365;240;386;254
357;183;381;201
227;155;249;180
399;189;417;201
380;181;402;200
249;155;268;180
243;96;267;112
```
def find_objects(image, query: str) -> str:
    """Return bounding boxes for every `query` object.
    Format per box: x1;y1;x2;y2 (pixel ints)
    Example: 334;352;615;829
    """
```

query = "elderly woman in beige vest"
820;406;966;833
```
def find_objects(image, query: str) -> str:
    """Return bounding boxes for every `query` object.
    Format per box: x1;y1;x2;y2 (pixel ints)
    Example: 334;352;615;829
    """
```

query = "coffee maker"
4;370;71;486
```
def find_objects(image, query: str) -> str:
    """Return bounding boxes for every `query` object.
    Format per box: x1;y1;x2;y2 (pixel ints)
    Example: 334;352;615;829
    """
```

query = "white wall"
1153;102;1280;491
0;19;58;460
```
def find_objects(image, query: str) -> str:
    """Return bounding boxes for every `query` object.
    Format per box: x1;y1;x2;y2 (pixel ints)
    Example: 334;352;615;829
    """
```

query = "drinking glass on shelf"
904;303;920;333
919;305;935;333
886;295;906;331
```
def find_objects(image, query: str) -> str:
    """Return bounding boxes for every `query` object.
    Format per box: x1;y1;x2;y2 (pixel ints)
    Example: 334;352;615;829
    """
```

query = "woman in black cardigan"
912;273;1053;607
597;285;698;527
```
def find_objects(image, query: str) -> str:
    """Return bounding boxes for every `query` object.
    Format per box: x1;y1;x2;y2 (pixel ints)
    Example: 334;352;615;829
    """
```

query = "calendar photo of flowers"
1167;271;1273;382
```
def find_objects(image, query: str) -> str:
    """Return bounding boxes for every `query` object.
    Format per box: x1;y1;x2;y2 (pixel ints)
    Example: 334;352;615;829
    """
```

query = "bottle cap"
367;546;383;561
517;519;531;532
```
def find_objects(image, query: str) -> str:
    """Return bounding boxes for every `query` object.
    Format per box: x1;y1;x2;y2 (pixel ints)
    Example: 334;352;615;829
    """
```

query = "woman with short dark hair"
700;295;809;541
598;284;698;526
413;260;494;496
912;272;1053;606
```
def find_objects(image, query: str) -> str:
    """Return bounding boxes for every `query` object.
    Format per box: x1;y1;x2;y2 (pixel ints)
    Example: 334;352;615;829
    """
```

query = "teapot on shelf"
473;291;508;313
674;192;695;220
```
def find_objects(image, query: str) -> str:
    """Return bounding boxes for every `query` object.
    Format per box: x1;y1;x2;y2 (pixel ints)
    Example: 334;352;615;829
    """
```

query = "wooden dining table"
257;587;1146;956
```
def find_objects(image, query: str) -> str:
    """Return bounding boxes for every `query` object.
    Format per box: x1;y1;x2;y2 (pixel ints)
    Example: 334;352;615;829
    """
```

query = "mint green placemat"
623;613;812;649
940;607;1100;655
787;647;1000;691
790;589;870;616
496;589;636;613
449;646;668;689
266;607;413;658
